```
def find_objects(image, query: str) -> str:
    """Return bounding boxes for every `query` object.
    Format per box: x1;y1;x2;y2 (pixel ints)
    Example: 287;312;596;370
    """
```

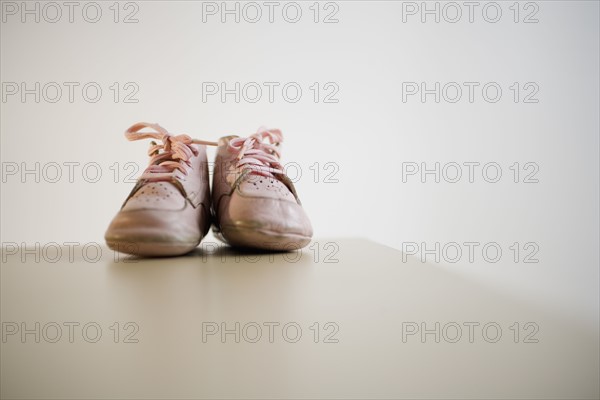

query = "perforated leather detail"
122;182;186;211
238;176;295;202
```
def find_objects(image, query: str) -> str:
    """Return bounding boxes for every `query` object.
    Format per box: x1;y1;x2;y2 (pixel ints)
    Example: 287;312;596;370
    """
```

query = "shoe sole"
219;225;311;251
106;239;199;257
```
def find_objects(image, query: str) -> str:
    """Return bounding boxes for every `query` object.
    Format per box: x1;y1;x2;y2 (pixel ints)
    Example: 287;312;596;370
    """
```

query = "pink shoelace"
125;122;217;181
228;127;284;178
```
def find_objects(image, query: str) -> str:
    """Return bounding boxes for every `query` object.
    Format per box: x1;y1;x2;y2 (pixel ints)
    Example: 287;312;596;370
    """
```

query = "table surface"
1;239;598;399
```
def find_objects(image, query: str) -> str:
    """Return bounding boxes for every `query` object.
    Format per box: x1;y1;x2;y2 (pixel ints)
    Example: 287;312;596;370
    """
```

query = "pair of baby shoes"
105;122;313;256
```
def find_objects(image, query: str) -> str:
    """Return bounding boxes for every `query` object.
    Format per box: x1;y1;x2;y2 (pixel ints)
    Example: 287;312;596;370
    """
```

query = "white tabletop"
1;239;597;399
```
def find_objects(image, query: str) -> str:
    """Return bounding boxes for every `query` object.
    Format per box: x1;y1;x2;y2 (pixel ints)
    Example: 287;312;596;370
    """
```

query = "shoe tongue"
218;135;238;147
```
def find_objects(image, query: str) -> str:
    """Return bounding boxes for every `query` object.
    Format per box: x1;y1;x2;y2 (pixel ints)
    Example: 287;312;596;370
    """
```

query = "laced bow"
125;122;217;181
228;127;284;178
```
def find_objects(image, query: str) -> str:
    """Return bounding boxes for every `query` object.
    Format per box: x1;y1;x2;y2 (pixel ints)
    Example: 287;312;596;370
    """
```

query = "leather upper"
212;136;313;238
105;144;211;244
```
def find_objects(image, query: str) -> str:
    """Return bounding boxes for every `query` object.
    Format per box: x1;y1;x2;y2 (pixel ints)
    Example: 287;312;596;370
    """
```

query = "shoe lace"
228;127;284;178
125;122;217;182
